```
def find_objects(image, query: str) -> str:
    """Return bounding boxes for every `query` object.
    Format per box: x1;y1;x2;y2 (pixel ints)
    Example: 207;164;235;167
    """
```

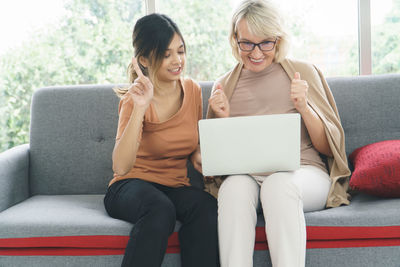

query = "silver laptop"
198;113;300;176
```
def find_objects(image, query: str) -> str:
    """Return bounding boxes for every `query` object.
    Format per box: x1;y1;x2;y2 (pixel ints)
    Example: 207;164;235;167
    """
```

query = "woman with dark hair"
104;13;219;267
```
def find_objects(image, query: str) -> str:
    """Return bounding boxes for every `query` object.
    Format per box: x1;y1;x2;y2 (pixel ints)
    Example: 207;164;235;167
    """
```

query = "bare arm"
112;105;146;176
300;106;332;157
112;57;154;175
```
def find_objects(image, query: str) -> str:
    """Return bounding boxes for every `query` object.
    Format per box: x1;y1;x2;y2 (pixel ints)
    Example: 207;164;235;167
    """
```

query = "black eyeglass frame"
236;37;278;52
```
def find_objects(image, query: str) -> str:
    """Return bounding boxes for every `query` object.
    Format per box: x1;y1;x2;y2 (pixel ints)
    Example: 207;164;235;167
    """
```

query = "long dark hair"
115;13;186;97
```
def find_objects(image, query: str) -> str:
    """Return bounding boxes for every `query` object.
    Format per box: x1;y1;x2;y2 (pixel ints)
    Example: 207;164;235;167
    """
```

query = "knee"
261;173;301;204
218;175;258;205
144;200;177;235
218;175;259;217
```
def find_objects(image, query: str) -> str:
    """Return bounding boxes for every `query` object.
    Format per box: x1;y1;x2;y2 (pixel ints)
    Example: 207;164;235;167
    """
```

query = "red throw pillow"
349;140;400;197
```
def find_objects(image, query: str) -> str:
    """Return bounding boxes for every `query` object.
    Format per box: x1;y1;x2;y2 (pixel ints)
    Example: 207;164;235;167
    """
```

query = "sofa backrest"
29;74;400;195
30;85;119;195
327;74;400;157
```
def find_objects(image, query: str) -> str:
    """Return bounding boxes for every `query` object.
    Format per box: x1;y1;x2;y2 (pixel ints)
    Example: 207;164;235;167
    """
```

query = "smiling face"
236;18;277;72
157;33;185;83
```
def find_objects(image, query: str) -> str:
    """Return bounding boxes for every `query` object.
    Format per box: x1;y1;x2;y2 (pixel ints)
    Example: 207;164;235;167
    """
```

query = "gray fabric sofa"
1;74;400;267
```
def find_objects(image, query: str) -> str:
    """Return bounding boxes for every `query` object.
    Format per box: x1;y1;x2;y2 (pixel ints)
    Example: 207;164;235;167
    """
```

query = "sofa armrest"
0;144;30;212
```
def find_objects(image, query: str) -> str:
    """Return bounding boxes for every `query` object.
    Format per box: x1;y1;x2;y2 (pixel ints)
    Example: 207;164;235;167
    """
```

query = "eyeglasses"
237;38;278;52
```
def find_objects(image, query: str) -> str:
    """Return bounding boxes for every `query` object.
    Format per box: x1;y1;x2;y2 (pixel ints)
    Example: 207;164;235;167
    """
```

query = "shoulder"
216;70;232;84
213;63;242;91
217;64;241;84
281;58;322;82
283;58;317;73
182;77;198;88
183;77;202;95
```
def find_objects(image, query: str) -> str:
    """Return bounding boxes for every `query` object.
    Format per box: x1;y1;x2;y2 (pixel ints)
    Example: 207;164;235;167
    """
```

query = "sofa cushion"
255;193;400;250
349;140;400;197
1;194;400;256
0;195;178;256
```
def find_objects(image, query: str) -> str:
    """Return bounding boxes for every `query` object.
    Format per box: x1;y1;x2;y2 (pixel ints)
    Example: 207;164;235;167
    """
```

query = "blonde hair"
229;0;290;63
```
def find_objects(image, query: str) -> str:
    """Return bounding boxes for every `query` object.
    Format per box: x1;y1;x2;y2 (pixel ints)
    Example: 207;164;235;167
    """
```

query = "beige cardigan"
206;58;351;208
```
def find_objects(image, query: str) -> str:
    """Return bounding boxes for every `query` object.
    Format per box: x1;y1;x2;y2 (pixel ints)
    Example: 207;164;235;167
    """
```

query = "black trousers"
104;178;219;267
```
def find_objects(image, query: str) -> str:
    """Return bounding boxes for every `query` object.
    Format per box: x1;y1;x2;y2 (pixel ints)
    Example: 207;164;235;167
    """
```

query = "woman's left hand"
290;72;309;114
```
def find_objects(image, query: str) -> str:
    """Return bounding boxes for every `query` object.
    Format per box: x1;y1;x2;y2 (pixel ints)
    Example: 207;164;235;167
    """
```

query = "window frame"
359;0;372;75
145;0;155;14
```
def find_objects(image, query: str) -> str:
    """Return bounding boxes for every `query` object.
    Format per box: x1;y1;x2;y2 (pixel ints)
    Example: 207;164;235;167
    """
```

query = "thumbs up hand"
290;72;309;114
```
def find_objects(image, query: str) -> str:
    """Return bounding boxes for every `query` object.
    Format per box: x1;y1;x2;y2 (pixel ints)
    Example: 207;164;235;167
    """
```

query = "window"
279;0;359;76
155;0;359;79
155;0;237;81
371;0;400;74
0;0;145;151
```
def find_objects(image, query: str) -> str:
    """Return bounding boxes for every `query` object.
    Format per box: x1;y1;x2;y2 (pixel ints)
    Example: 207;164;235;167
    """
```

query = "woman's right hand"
128;57;154;109
208;83;230;118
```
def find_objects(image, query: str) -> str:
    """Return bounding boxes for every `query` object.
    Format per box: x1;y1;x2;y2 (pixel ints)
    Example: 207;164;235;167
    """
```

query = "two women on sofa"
104;0;350;267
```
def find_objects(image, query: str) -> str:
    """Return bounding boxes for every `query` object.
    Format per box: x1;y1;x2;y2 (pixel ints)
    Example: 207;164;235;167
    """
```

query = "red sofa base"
1;226;400;256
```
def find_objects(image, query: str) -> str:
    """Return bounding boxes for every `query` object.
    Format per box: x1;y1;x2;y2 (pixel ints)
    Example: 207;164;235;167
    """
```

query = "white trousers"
218;165;331;267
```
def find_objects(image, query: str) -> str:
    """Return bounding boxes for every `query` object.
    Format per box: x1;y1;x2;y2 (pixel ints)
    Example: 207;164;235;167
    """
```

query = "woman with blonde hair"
104;13;219;267
200;0;350;266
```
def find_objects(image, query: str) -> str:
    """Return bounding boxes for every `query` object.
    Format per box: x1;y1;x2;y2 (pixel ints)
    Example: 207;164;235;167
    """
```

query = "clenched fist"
208;83;230;118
